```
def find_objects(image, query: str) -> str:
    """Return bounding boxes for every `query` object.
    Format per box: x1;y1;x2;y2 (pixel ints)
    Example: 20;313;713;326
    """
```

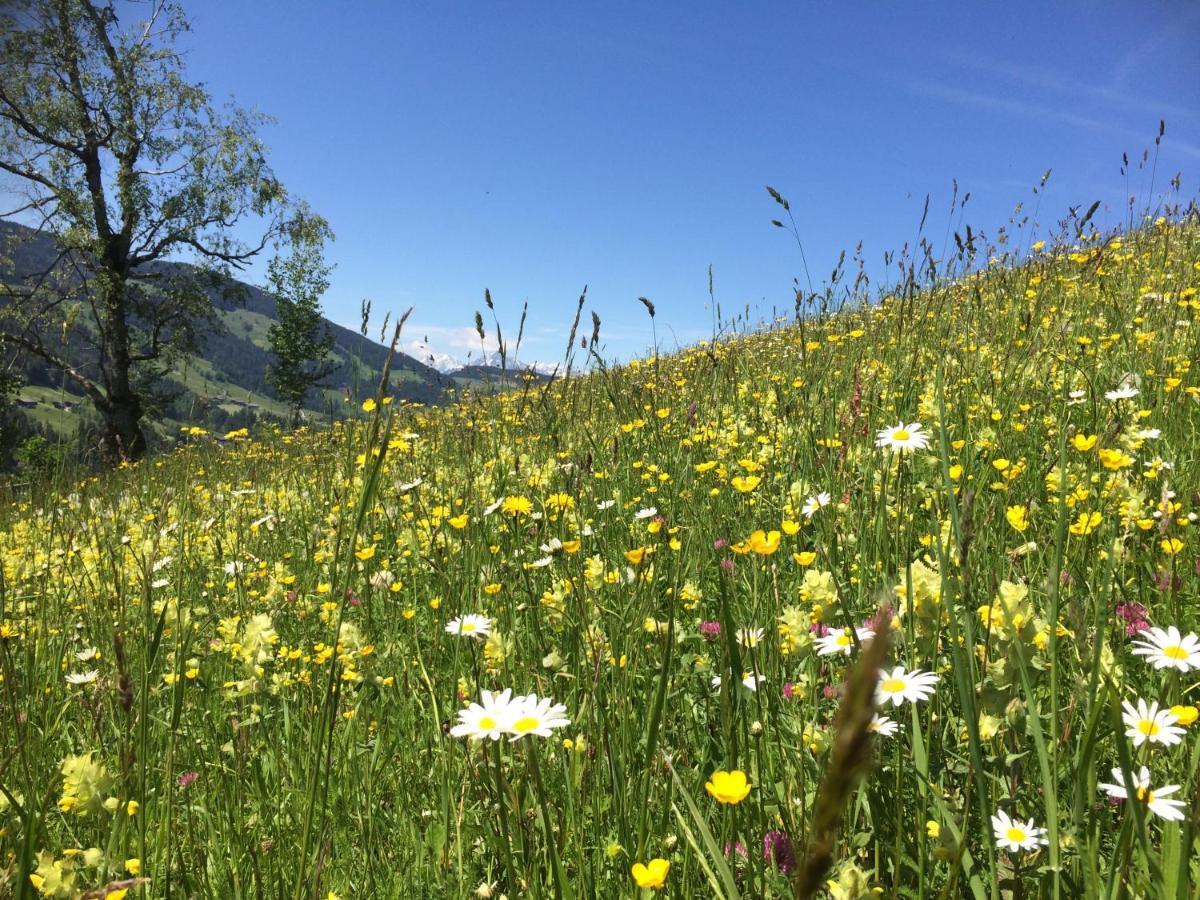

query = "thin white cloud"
907;80;1200;160
936;48;1198;122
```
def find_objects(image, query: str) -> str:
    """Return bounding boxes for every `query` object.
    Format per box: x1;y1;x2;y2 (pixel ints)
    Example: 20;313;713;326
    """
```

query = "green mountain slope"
0;221;456;444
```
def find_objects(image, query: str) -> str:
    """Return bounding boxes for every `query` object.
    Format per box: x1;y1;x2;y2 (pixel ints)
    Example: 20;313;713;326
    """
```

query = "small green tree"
266;218;337;424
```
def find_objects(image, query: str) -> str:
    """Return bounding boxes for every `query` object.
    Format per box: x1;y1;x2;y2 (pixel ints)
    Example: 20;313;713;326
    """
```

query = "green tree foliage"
266;216;337;424
0;0;311;462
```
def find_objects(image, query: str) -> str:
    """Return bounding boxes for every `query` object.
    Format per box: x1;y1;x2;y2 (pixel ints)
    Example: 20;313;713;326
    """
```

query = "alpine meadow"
3;2;1200;899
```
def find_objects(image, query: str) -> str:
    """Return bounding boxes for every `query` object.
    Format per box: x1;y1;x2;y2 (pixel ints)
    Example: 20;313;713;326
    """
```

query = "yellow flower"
705;769;751;804
125;858;141;876
731;475;761;493
625;547;647;565
1171;705;1198;726
631;858;671;890
354;545;376;561
1098;448;1133;470
448;514;469;529
361;398;377;413
1005;505;1028;533
747;529;781;556
1069;511;1102;536
926;820;940;838
1071;433;1098;452
793;551;817;567
1162;537;1184;555
126;799;139;816
502;496;533;517
59;752;112;816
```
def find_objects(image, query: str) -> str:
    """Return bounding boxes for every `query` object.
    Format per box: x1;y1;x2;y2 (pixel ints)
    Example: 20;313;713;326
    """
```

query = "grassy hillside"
1;218;1199;898
0;221;456;448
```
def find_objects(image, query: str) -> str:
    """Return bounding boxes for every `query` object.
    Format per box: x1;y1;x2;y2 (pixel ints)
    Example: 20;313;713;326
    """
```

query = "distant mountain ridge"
0;221;492;441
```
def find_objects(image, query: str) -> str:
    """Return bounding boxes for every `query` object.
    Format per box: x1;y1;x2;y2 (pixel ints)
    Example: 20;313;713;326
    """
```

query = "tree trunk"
97;273;147;463
99;390;146;463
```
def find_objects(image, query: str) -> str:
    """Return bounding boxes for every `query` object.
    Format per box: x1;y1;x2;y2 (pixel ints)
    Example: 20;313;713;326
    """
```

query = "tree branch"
1;329;109;410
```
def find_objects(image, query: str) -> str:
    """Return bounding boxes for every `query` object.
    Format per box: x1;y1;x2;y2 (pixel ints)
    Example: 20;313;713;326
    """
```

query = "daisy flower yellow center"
512;716;539;733
1137;720;1160;736
461;623;476;633
892;428;911;441
478;716;496;730
1164;645;1188;660
881;678;905;693
1135;787;1154;803
1006;826;1027;843
836;634;852;646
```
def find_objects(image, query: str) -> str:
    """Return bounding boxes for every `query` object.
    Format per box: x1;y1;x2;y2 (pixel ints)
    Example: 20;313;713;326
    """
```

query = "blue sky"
179;1;1200;368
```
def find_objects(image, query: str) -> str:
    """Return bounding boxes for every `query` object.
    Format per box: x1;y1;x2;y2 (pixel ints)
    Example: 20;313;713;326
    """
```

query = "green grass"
1;217;1199;898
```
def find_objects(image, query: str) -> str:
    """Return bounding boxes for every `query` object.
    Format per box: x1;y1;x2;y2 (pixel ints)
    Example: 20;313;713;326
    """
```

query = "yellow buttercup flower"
631;858;670;890
1171;705;1199;726
1071;433;1097;452
705;769;751;804
731;475;761;493
1098;448;1133;470
747;529;781;556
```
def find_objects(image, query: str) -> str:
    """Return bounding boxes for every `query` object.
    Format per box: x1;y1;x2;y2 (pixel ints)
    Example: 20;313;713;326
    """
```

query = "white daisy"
876;666;939;706
506;694;571;739
801;491;832;517
1105;384;1139;402
737;626;765;648
991;810;1048;852
1099;766;1187;821
445;614;492;640
75;647;99;662
1131;626;1200;672
814;626;875;657
449;688;517;741
868;714;898;737
634;506;658;520
1067;389;1088;406
1122;698;1184;748
483;497;504;516
875;422;930;453
65;670;99;686
596;499;616;511
710;673;763;693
